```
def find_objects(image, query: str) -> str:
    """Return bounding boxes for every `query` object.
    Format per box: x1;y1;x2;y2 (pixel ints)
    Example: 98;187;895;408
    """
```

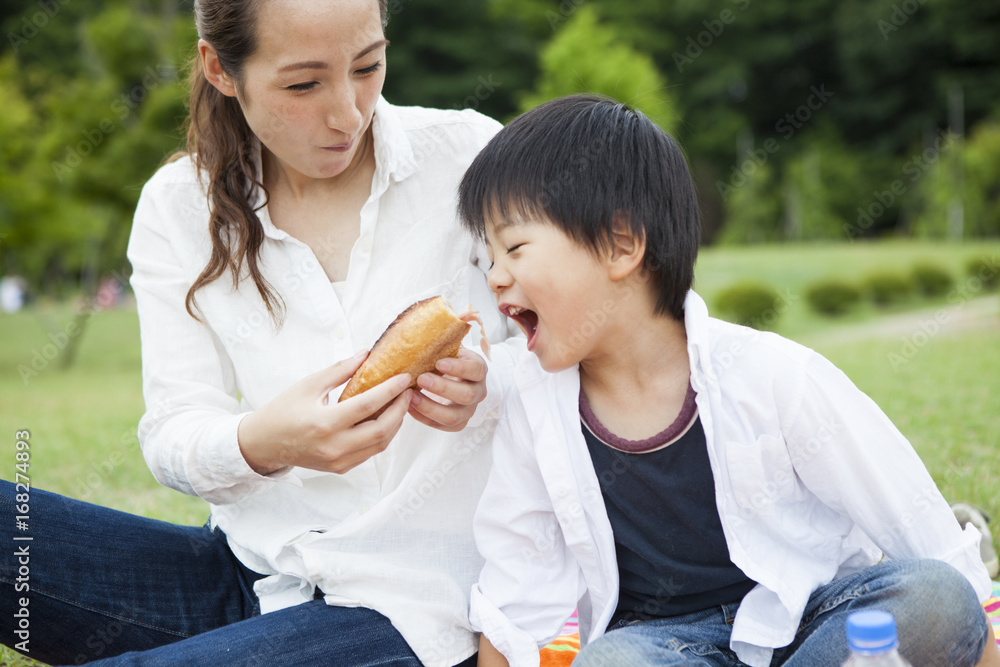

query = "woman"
0;0;522;664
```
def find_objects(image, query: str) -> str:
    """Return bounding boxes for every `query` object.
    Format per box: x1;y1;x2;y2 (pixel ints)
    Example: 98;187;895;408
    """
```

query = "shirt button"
334;324;347;340
358;503;372;514
358;237;373;253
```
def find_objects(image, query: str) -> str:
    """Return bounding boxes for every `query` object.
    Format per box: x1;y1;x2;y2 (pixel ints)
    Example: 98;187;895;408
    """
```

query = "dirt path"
801;295;999;348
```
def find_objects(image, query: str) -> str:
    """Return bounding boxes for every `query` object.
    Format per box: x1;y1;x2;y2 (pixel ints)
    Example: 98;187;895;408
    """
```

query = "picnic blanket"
539;580;1000;666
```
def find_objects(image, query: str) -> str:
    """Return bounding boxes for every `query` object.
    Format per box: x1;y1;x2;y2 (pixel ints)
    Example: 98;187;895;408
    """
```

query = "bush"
966;255;1000;291
911;263;954;297
805;280;862;316
715;282;782;329
861;271;913;307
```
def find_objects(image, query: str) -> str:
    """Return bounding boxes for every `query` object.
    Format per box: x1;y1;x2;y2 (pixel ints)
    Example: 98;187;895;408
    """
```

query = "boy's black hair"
458;93;701;321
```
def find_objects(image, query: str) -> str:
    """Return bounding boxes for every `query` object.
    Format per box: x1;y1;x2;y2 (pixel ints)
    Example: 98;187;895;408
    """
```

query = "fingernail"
417;374;434;389
396;374;412;390
353;348;368;360
409;392;421;406
437;359;452;373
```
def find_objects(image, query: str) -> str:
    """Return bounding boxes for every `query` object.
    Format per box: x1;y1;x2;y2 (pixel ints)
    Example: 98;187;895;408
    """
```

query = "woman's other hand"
237;351;412;476
407;348;488;432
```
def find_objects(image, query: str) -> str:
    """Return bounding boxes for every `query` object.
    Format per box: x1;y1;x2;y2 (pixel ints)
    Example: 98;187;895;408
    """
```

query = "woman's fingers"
308;349;369;397
408;350;489;432
336;373;412;422
435;348;487;383
326;390;411;473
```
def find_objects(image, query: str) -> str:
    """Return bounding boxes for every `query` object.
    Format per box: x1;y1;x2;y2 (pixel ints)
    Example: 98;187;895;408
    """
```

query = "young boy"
457;94;999;667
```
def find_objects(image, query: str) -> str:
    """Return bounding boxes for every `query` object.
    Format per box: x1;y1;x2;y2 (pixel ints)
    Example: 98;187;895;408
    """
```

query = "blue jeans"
574;559;990;666
1;481;477;666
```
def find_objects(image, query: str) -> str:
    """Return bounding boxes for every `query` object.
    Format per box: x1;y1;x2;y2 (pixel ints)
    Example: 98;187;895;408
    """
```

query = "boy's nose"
487;262;509;294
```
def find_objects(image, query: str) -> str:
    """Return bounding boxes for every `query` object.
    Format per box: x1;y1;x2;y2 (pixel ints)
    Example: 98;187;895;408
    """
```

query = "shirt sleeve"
127;174;297;504
471;391;582;665
782;350;992;600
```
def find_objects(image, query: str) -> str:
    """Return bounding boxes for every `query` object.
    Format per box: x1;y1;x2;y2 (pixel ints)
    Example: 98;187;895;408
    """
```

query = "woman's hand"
407;348;488;432
237;351;413;476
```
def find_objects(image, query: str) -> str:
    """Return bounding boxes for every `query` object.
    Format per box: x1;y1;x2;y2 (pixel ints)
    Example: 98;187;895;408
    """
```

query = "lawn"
0;238;997;525
0;239;998;666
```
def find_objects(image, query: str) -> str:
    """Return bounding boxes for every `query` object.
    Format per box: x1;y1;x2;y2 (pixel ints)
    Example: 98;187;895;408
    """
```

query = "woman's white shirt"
127;97;524;667
470;290;991;667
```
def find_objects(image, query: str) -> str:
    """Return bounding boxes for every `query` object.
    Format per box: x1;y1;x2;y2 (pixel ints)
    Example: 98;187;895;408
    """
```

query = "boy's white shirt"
470;290;991;667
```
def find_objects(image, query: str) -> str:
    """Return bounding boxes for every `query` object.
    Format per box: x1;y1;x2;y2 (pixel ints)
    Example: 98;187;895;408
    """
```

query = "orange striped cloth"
540;581;1000;666
539;611;579;667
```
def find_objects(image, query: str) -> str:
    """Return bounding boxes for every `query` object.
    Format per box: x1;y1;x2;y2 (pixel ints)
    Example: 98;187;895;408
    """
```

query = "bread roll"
338;296;475;405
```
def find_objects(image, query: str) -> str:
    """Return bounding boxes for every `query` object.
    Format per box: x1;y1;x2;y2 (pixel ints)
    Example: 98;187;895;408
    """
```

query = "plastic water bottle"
841;610;913;666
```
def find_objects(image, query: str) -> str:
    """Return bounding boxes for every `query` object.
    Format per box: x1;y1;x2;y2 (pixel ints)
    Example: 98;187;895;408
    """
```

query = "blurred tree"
1;0;191;368
518;5;679;134
3;0;1000;301
382;0;537;122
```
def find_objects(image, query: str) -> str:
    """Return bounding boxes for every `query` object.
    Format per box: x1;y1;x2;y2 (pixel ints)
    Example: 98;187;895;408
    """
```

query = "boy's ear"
199;39;238;98
606;216;645;282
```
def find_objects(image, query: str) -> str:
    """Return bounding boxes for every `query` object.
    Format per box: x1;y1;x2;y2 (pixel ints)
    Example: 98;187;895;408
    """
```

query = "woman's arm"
128;171;414;502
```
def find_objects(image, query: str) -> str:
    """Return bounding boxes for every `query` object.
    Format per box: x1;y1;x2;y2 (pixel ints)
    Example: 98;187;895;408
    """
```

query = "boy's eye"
506;244;524;254
287;82;318;92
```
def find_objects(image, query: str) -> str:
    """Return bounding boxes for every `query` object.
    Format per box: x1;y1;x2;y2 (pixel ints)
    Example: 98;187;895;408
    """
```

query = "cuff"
470;584;541;667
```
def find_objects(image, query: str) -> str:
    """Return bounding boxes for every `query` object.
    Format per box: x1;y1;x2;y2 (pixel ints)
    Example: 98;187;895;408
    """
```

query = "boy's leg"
1;481;258;665
774;558;989;667
573;605;745;667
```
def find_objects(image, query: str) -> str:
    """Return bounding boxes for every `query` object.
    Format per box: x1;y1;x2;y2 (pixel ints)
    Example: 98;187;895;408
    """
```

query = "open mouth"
502;305;539;348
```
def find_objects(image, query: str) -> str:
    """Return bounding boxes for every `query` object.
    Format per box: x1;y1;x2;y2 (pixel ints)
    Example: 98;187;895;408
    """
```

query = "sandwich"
338;296;484;408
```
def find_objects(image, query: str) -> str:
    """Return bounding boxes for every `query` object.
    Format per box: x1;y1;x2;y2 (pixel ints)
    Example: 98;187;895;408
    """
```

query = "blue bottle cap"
846;610;899;653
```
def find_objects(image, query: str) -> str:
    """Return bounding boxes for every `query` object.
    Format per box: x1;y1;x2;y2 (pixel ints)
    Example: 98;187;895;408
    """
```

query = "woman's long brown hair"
179;0;389;323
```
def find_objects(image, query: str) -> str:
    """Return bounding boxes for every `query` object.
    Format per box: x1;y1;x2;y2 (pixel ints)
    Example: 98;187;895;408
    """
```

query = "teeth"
508;306;522;316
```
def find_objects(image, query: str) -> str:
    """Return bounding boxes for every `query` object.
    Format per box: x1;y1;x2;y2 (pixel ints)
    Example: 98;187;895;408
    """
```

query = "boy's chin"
534;351;577;374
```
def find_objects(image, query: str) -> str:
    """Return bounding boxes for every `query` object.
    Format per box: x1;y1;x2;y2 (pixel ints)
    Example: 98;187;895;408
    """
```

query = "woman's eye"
287;82;318;92
356;62;383;76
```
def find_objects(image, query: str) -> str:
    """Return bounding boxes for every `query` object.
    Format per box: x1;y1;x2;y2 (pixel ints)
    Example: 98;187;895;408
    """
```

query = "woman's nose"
325;85;363;135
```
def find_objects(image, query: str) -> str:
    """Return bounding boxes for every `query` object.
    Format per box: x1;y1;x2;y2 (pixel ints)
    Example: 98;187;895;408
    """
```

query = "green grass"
0;240;998;666
0;300;209;526
695;238;1000;340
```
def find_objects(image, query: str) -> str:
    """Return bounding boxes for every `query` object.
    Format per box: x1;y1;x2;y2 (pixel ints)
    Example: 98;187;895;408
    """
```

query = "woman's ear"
606;216;645;282
199;39;238;98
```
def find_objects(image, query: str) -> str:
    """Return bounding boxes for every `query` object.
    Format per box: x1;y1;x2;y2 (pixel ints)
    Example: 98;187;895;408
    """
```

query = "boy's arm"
478;635;510;667
471;390;582;665
782;351;992;598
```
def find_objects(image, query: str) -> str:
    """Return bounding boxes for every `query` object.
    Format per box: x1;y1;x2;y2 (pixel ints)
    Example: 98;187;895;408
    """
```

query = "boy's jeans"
0;481;454;666
575;558;990;666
